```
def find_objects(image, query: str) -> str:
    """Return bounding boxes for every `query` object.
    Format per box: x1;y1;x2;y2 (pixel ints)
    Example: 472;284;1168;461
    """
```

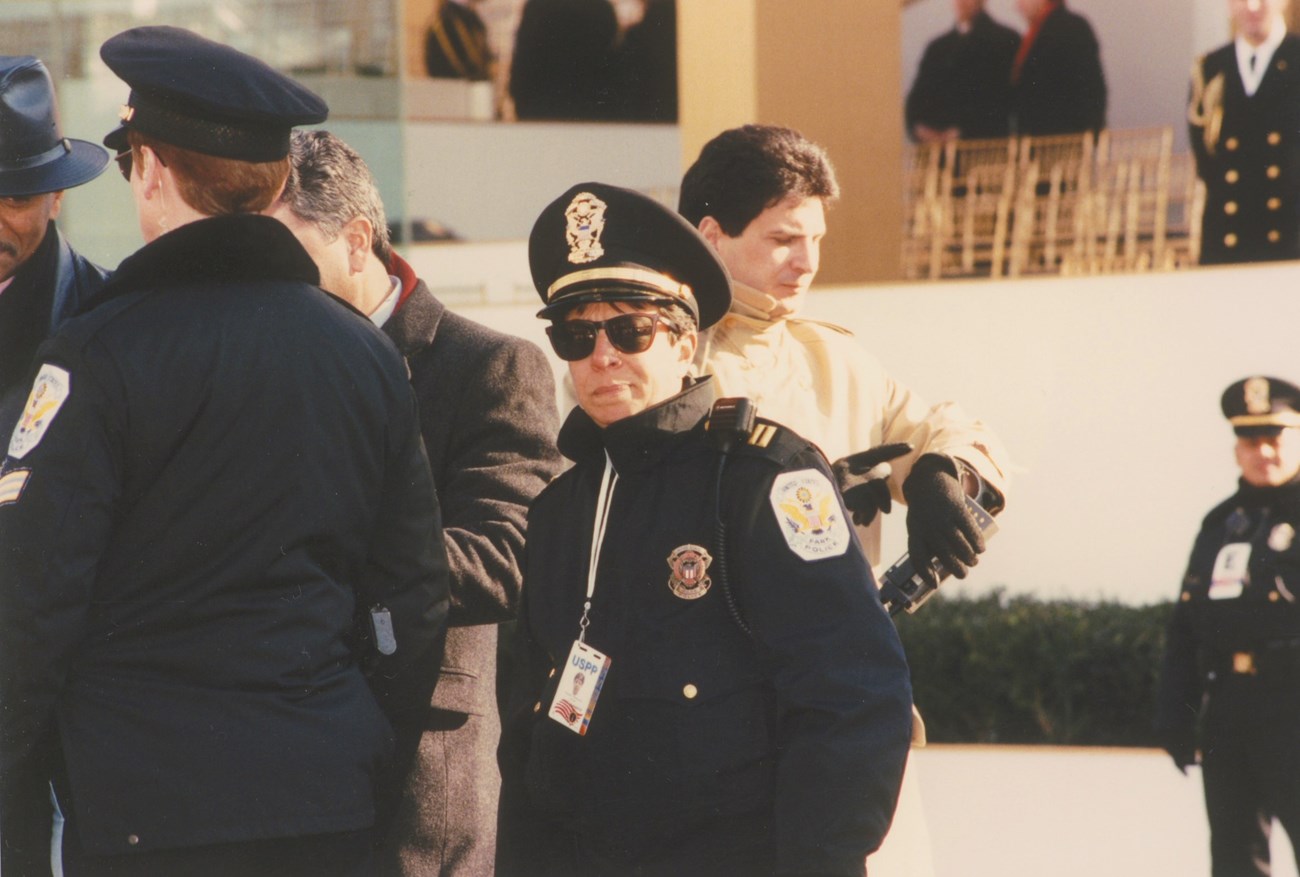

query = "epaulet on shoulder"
731;417;810;464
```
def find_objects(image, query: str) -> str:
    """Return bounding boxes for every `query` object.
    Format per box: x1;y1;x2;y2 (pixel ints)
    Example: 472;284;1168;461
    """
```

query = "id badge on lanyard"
549;453;618;736
1209;542;1251;600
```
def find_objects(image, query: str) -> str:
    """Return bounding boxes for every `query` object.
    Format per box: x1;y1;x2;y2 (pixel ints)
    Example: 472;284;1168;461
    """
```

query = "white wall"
901;0;1234;152
432;248;1300;608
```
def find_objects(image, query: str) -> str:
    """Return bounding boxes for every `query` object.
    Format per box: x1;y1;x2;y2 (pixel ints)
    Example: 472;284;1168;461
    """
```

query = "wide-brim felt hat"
529;181;731;328
1222;375;1300;436
100;25;328;162
0;56;109;196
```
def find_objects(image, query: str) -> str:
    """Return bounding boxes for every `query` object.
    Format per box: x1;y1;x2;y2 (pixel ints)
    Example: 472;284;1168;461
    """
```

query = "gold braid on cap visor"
1231;412;1300;428
547;266;696;310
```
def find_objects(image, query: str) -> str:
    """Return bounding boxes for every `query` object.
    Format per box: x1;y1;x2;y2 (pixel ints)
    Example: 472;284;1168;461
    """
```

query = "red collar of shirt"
387;251;420;311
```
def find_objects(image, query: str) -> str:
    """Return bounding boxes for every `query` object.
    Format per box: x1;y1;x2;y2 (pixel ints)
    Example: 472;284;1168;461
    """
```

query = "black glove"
902;453;986;586
831;442;912;527
1160;727;1198;774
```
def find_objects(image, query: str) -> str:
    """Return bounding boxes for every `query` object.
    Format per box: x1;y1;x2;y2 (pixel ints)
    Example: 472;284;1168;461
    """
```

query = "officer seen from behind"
0;27;449;876
496;182;913;876
1156;375;1300;877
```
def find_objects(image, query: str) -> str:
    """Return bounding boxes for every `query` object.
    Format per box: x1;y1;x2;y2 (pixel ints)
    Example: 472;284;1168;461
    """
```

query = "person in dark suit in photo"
508;0;620;120
0;55;110;434
1011;0;1107;136
905;0;1021;142
273;129;564;877
0;27;450;877
1189;0;1300;265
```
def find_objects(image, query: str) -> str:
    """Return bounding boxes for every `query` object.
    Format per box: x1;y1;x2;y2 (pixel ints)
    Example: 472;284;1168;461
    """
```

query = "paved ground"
911;745;1297;877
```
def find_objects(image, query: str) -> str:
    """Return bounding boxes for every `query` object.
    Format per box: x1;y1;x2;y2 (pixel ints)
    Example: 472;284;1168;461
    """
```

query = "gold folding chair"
1008;132;1094;276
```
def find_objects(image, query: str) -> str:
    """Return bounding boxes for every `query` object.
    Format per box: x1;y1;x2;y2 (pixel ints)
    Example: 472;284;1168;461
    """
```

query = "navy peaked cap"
530;181;731;328
1222;376;1300;436
100;26;328;161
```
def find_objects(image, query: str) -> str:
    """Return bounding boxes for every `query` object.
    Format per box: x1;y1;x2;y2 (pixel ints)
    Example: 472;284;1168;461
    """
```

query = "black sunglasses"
546;313;670;362
114;149;132;181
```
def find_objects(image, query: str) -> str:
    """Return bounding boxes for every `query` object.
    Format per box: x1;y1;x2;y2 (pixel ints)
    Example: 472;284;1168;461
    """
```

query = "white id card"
549;640;611;736
1209;542;1251;600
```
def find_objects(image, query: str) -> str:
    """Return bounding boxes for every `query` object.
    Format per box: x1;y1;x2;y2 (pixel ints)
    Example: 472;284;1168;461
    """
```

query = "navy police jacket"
497;378;913;876
0;215;449;868
1157;477;1300;739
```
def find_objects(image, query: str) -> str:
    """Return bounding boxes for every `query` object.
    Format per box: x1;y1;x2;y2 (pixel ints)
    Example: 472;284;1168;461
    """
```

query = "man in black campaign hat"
497;180;912;875
0;27;450;877
1156;375;1300;877
0;55;110;437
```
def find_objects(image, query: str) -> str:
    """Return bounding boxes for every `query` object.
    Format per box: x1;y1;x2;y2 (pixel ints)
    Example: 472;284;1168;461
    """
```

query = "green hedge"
895;589;1172;746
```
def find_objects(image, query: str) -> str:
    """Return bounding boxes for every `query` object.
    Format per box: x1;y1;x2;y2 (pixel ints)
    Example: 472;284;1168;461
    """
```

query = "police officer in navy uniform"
0;27;449;877
1156;376;1300;877
1188;0;1300;265
496;182;913;876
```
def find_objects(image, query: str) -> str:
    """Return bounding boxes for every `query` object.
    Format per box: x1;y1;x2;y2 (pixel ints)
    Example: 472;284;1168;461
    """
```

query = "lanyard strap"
579;452;619;642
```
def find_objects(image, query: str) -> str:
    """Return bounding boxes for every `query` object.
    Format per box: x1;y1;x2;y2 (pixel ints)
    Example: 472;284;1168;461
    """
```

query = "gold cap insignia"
667;544;713;600
119;104;135;123
564;191;607;265
1245;376;1271;415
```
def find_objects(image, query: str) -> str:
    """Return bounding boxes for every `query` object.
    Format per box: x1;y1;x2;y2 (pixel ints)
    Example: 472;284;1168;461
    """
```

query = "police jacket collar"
102;214;320;300
558;376;714;473
1234;475;1300;509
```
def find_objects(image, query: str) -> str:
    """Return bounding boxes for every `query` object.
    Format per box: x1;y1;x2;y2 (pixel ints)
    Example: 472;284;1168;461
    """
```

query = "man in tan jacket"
680;123;1009;575
680;123;1013;877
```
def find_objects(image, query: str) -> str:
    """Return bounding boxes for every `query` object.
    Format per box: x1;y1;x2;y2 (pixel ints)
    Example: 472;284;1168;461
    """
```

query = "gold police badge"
667;544;713;600
564;191;607;265
1245;376;1271;415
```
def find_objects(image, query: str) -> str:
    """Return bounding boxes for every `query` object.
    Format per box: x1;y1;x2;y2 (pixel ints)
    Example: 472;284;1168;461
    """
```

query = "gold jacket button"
1226;137;1239;151
1225;169;1239;184
1268;165;1281;179
1270;591;1281;602
1181;592;1191;602
1269;131;1282;145
127;834;140;846
682;683;699;700
1269;230;1281;243
533;701;542;713
1224;201;1239;215
1225;233;1239;247
1269;197;1283;210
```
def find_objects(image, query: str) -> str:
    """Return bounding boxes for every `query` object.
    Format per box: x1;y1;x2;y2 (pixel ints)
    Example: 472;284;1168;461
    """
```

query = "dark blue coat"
1012;2;1107;136
0;215;449;870
498;379;912;876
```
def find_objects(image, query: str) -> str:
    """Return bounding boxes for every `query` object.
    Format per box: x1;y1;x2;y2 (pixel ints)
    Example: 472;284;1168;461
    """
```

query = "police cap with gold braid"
1222;375;1300;437
530;181;731;328
100;26;328;161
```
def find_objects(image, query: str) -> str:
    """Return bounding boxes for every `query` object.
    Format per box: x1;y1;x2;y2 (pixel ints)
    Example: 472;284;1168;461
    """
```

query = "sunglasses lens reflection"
547;314;661;361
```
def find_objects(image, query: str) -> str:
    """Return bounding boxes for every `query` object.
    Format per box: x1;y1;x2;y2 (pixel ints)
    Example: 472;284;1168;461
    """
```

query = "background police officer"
1156;375;1300;877
496;182;912;876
